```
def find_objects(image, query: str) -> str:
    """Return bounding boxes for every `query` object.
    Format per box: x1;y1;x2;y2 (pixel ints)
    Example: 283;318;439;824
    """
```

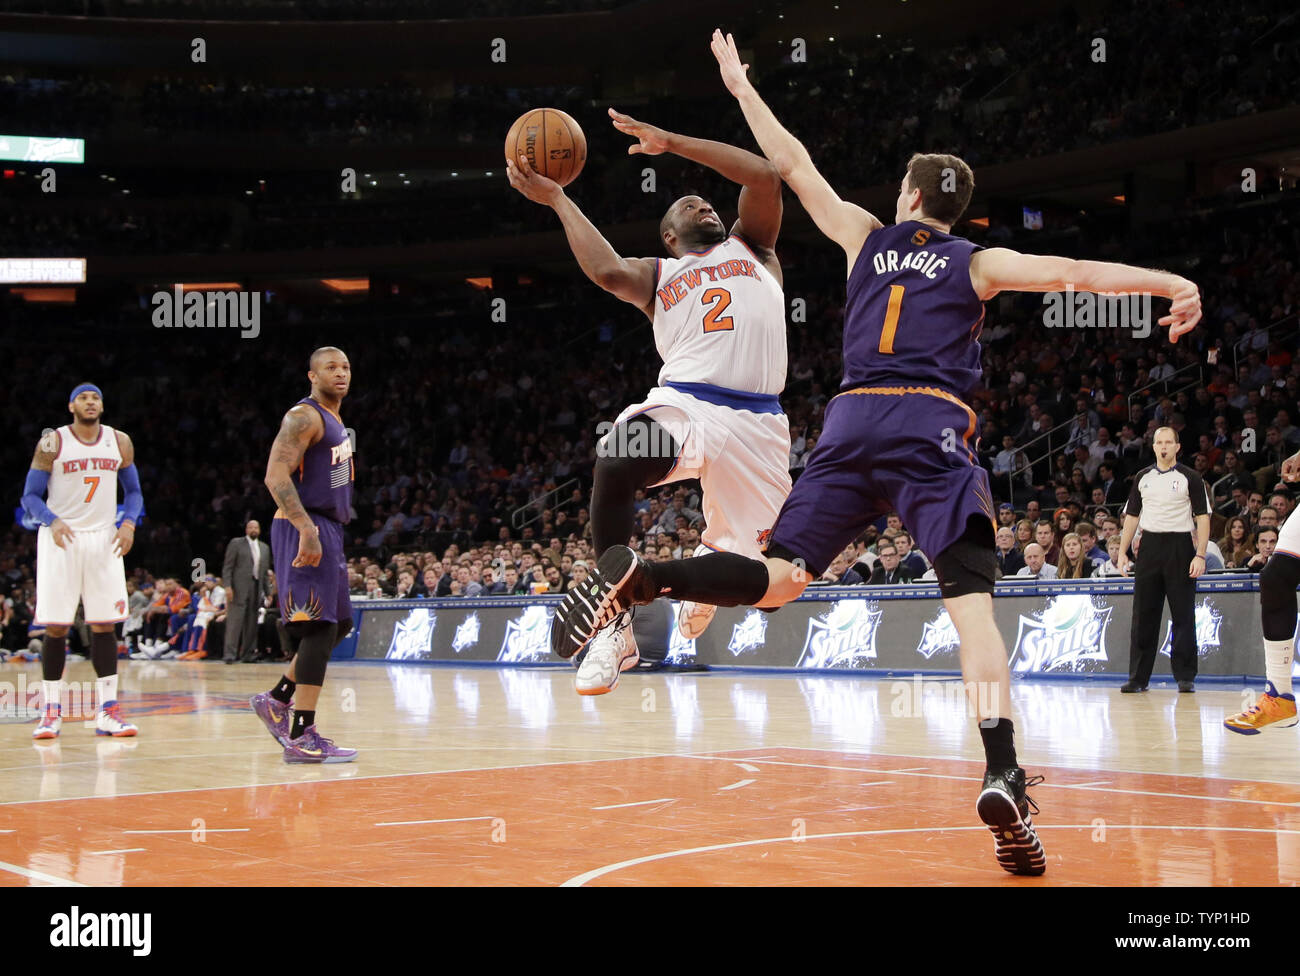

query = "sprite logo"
386;608;436;661
1010;594;1112;673
916;607;960;660
452;612;481;653
797;599;883;669
498;605;553;663
1158;599;1222;659
728;609;769;656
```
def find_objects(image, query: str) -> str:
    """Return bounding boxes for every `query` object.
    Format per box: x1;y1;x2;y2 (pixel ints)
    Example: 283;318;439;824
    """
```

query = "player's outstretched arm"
608;108;782;252
506;154;657;315
970;248;1202;341
113;430;141;557
711;29;881;261
21;432;74;549
264;404;324;567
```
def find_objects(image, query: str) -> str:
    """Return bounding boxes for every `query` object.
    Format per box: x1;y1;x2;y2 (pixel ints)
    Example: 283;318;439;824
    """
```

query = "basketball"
505;108;587;186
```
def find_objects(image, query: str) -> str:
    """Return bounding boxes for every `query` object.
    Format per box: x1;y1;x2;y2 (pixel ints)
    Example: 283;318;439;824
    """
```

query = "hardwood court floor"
0;659;1297;886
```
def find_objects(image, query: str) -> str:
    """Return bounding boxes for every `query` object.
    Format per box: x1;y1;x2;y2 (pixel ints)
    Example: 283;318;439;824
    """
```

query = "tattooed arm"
264;404;324;568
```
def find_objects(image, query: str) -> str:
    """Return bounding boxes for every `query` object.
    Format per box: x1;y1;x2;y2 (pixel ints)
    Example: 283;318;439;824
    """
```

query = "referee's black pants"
1128;531;1198;685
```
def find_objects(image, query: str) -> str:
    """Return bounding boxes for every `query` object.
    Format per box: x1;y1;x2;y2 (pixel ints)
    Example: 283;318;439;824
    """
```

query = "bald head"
660;195;725;255
310;346;346;371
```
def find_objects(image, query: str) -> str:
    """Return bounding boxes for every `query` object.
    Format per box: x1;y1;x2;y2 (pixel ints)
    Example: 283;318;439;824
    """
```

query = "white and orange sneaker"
1224;686;1298;735
32;704;62;740
94;701;138;737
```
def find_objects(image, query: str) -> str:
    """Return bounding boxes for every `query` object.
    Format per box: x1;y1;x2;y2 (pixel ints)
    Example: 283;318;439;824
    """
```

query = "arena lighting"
11;287;76;303
465;277;493;290
0;135;84;163
0;257;85;283
967;216;990;227
173;281;242;292
1113;194;1127;203
321;278;369;294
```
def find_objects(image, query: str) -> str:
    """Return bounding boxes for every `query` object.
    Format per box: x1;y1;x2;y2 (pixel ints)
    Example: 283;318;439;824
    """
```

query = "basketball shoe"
575;612;640;695
249;692;293;746
551;545;657;658
283;726;357;764
95;701;138;737
1224;684;1298;735
32;703;62;740
976;767;1046;876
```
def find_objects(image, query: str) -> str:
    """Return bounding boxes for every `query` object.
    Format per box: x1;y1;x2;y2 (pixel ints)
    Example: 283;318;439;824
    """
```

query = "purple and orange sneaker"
249;692;293;746
282;725;357;764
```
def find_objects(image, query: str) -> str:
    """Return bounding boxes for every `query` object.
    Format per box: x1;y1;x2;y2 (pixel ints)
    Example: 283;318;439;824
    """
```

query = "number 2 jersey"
651;235;786;396
842;220;985;399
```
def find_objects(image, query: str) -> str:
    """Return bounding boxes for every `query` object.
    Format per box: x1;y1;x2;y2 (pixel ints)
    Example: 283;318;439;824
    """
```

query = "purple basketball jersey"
293;397;353;524
843;221;985;398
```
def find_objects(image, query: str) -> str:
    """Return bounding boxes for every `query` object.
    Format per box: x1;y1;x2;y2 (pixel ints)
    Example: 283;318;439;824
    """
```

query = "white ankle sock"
42;680;61;708
96;674;118;710
1264;639;1294;698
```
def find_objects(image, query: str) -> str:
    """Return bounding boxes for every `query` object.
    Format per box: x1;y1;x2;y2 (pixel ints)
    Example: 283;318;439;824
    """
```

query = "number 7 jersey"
651;235;787;396
843;220;985;399
45;425;123;532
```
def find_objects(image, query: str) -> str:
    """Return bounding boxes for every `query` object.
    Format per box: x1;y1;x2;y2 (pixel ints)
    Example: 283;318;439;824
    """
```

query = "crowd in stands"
0;0;623;19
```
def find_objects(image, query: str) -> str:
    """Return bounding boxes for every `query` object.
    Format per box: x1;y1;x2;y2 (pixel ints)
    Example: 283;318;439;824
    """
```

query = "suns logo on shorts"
910;229;931;246
284;589;324;622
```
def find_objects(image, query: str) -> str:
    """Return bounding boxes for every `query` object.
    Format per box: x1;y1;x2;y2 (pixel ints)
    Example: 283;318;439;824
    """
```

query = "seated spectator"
820;549;864;585
1056;532;1090;580
995;526;1025;577
1243;527;1277;572
866;544;914;585
1092;536;1127;577
1075;522;1107;571
393;569;420;599
893;532;928;577
179;576;225;660
1219;516;1256;568
1034;520;1061;565
1016;543;1058;579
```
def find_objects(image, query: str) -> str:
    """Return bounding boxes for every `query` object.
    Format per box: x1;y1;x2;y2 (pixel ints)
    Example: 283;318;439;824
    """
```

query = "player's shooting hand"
112;522;135;558
1280;451;1300;482
608;108;670;155
505;154;564;207
1159;277;1202;343
711;29;754;98
50;518;74;550
293;526;322;568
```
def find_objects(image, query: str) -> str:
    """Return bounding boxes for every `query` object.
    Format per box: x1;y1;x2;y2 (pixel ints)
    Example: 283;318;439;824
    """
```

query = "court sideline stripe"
0;859;86;886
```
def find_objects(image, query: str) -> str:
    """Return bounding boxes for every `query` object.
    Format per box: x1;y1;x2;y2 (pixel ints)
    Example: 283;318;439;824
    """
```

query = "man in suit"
222;519;271;663
994;526;1025;577
866;543;914;585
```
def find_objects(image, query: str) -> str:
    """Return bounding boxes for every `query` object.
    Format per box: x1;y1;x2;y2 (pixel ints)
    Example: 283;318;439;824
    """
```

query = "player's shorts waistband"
273;509;344;526
663;380;783;415
834;383;972;412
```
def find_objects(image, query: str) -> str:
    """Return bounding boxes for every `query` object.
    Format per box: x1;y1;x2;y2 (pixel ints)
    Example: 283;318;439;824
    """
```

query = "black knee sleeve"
1260;553;1300;641
933;524;997;598
290;620;337;686
90;630;118;678
41;633;67;682
591;415;681;555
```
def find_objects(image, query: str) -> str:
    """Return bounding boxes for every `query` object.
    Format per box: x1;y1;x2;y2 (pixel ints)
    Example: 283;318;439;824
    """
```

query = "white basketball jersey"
47;425;122;531
652;236;787;395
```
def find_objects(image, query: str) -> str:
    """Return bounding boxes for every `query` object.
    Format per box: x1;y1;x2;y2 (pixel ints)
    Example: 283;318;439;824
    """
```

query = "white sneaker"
676;601;717;639
32;704;62;739
95;702;138;737
575;614;639;696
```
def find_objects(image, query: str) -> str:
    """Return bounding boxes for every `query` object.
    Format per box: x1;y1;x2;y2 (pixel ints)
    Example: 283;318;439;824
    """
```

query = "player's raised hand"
293;525;322;568
608;108;670;155
1281;450;1300;483
711;29;754;98
506;154;564;207
112;522;135;558
50;518;74;550
1159;277;1202;343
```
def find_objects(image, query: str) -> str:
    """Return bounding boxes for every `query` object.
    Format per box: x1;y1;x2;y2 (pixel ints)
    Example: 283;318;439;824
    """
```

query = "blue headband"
69;383;103;403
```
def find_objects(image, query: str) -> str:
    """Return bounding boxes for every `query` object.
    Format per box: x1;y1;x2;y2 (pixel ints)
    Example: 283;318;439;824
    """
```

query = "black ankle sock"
291;709;315;739
41;634;67;682
979;718;1018;773
271;676;296;704
645;551;769;607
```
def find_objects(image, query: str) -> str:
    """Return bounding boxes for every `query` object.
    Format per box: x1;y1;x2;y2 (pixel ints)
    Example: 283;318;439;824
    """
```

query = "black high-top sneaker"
550;545;656;658
976;767;1047;876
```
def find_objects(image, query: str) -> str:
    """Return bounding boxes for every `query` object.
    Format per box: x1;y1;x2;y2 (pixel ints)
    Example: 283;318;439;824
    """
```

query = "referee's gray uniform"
1123;462;1209;686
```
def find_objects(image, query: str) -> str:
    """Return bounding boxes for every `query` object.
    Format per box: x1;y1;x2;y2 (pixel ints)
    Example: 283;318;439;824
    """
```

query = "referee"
1117;426;1210;693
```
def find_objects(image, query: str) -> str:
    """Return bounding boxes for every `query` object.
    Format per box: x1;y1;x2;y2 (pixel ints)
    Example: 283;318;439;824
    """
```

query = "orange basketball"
505;108;587;187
